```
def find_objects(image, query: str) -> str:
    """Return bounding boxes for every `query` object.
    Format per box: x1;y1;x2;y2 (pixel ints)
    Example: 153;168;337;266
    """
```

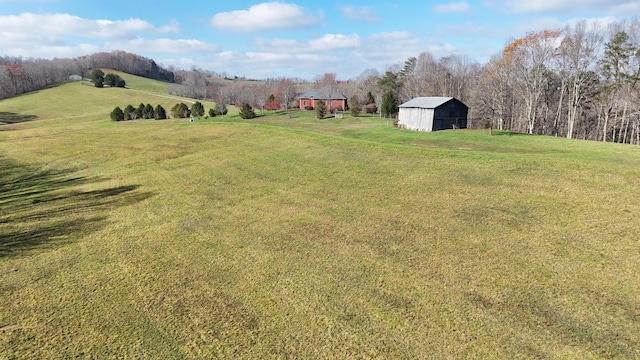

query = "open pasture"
1;75;639;358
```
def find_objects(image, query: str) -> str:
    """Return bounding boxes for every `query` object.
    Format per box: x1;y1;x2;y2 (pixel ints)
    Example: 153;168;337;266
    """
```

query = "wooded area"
0;51;174;99
2;19;639;144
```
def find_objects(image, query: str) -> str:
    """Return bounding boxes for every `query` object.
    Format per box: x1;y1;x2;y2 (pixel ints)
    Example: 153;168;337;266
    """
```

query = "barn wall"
398;108;434;131
433;100;469;130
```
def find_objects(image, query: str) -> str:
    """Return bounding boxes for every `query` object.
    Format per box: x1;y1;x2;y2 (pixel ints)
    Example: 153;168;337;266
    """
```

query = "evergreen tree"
172;103;190;118
239;103;256;119
381;90;398;117
215;103;228;117
366;91;375;105
110;106;124;121
349;94;362;117
91;69;104;88
154;104;166;120
104;73;117;87
315;100;327;119
115;76;126;88
191;101;205;117
208;108;216;117
124;104;136;120
135;103;145;119
143;103;154;119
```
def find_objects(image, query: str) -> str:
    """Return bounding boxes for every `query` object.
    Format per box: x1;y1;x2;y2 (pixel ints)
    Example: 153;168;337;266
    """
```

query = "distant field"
1;76;639;358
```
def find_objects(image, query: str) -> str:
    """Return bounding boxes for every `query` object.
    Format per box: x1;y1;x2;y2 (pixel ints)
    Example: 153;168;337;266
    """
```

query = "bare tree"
503;29;562;134
556;21;604;138
276;77;296;114
315;73;338;109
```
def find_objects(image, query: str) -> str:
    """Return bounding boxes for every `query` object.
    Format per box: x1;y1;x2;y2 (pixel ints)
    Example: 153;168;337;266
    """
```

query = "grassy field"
1;74;639;359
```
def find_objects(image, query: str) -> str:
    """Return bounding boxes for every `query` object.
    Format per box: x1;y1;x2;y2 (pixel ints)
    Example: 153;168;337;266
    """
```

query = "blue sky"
0;0;636;80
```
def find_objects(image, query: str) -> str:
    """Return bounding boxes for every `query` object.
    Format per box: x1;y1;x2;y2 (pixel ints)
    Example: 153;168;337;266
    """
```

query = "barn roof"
399;97;458;109
297;89;347;100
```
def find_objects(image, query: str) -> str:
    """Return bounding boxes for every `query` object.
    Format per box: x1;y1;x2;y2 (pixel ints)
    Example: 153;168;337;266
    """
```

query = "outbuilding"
68;74;82;81
398;97;468;132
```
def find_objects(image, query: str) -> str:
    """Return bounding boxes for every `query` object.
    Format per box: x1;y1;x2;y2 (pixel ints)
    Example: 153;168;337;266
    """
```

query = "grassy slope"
1;77;639;359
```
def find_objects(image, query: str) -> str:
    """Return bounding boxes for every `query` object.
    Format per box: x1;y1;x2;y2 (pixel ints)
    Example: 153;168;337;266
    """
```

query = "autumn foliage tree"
502;29;561;134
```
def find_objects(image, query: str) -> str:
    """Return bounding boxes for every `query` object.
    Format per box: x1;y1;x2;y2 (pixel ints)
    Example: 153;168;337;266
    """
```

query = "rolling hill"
1;74;639;358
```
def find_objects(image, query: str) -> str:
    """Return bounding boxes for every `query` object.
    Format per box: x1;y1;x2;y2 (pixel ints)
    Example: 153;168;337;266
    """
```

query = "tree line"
5;18;640;143
0;51;174;99
110;101;228;122
351;18;640;144
169;18;639;144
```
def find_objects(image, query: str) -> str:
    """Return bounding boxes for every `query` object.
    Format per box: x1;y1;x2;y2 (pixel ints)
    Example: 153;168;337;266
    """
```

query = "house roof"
297;89;347;100
399;97;460;109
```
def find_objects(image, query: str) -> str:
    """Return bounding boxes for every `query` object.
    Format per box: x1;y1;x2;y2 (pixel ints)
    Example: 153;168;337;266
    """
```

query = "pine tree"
110;106;124;121
115;75;126;88
349;94;361;117
315;100;327;119
172;103;190;118
366;91;375;105
381;90;398;117
104;73;117;87
135;103;145;119
144;104;154;119
91;69;104;88
239;103;256;119
124;104;136;120
154;105;166;120
208;108;216;117
191;101;205;117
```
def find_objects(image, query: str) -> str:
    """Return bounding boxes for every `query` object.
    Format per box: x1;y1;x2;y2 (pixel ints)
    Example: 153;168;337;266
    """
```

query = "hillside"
1;78;639;358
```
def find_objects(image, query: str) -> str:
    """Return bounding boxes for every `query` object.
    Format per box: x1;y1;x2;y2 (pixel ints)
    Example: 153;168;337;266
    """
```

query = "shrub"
239;103;256;119
110;106;124;121
215;103;228;116
364;103;378;114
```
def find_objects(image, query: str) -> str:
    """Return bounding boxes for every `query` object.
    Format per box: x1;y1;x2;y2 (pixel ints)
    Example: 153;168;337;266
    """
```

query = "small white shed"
398;97;468;132
69;74;82;81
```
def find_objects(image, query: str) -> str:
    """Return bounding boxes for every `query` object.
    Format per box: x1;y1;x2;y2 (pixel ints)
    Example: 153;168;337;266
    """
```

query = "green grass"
1;78;639;359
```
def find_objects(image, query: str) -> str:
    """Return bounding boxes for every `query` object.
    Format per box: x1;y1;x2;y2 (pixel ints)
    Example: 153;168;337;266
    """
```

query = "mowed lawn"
1;78;640;359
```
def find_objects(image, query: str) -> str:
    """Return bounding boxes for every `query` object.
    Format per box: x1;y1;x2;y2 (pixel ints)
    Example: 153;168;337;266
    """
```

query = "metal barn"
398;97;468;132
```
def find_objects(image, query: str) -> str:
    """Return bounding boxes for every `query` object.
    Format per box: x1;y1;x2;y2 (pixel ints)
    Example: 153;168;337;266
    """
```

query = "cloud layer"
210;2;321;32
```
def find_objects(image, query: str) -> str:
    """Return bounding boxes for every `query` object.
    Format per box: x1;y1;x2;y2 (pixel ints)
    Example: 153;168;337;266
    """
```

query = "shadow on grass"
0;112;38;125
0;156;155;258
491;130;530;136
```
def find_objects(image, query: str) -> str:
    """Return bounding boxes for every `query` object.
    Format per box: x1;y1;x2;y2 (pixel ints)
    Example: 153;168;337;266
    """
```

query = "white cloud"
355;32;425;68
339;6;381;22
210;2;322;32
485;0;639;14
0;13;179;40
106;38;219;54
253;33;360;53
309;33;361;51
433;2;472;14
0;43;101;58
